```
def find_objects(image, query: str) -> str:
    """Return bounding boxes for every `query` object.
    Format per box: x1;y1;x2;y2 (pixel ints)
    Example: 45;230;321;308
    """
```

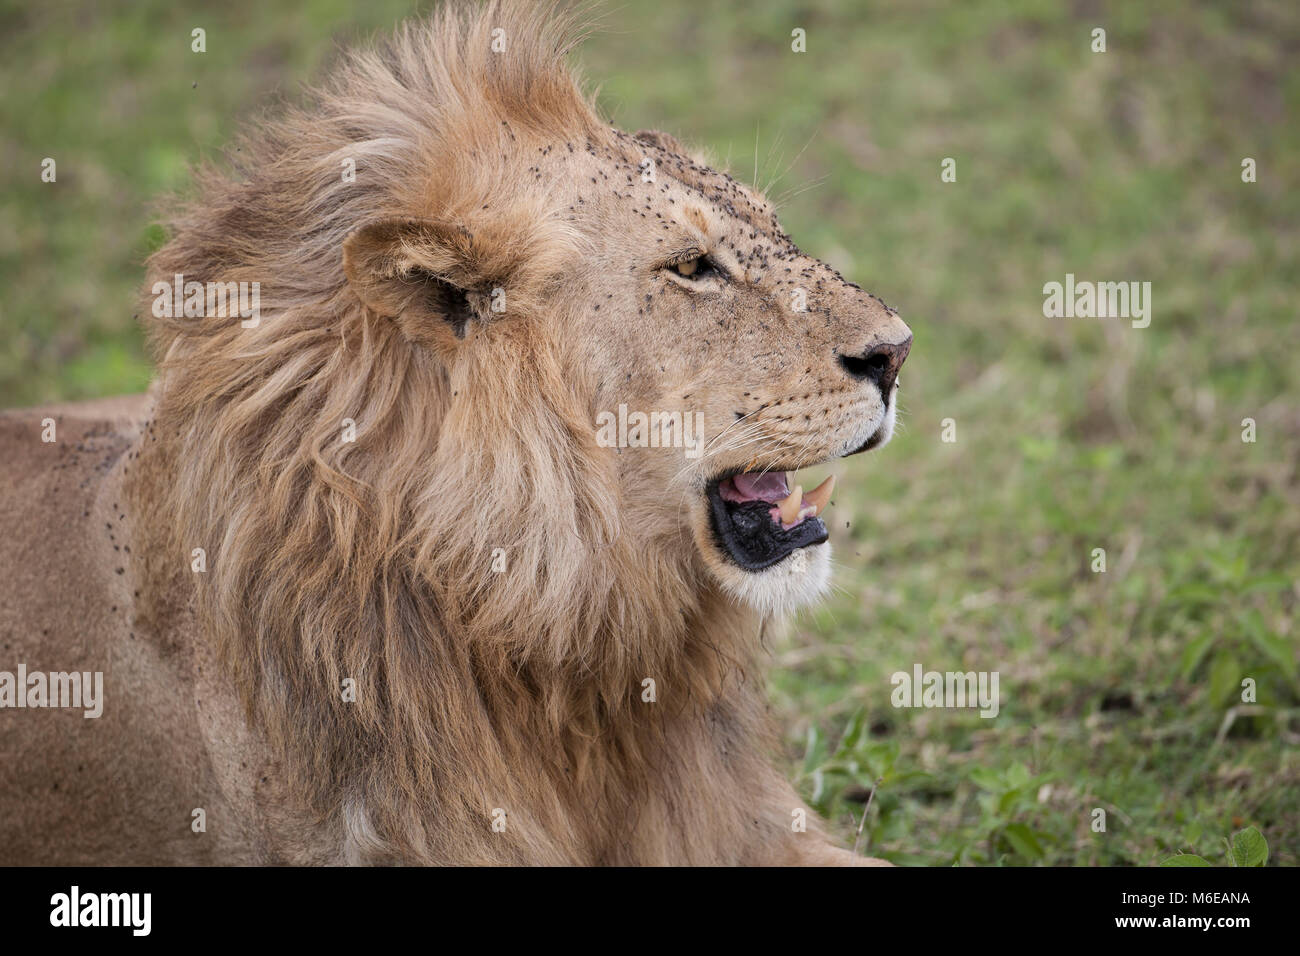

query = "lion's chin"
711;541;832;618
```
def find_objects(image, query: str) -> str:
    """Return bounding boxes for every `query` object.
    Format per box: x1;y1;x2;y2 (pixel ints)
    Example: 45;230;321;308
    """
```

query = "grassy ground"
2;0;1296;865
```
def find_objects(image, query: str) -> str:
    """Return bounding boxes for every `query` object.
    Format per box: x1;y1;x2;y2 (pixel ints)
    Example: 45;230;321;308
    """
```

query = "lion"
0;0;910;865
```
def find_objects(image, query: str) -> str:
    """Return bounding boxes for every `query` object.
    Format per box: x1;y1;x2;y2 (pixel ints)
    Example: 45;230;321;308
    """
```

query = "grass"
1;0;1296;865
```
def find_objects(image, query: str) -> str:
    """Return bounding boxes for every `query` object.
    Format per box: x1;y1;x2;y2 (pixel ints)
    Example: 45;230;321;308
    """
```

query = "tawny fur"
0;1;909;865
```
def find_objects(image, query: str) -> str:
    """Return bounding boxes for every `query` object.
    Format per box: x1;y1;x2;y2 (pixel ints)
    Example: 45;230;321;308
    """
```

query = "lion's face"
564;130;912;616
343;126;910;620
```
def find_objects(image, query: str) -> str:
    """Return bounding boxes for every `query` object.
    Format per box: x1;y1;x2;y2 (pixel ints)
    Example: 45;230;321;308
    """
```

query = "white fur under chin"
718;541;832;618
877;399;897;448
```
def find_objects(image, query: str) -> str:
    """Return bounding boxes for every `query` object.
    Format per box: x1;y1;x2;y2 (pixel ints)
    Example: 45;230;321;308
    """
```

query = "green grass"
2;0;1296;864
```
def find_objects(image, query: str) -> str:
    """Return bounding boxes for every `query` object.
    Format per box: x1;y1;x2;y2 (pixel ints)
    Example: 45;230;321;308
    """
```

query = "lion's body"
0;1;906;865
0;397;840;864
0;397;256;863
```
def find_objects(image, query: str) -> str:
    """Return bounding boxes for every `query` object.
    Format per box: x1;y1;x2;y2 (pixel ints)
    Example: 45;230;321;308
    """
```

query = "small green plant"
1161;826;1269;867
796;709;902;855
1159;544;1297;712
798;709;897;815
798;713;1059;865
960;762;1057;865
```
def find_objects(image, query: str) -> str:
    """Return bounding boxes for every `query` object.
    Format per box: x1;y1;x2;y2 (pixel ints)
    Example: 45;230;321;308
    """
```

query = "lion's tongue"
730;471;789;502
720;471;836;529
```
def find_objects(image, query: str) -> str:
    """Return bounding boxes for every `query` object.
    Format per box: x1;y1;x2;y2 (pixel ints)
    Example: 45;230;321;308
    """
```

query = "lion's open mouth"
706;470;833;571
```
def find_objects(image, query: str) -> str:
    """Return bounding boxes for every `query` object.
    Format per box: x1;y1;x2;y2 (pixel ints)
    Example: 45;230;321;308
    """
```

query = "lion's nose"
838;334;912;397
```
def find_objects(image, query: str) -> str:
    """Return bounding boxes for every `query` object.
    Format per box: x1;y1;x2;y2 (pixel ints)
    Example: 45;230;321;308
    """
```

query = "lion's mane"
132;1;776;863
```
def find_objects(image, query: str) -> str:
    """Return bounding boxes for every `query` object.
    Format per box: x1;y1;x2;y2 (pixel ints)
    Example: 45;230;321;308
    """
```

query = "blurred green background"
1;0;1296;865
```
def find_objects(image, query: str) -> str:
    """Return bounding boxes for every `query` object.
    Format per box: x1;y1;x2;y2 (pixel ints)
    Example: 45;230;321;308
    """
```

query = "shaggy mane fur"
134;1;788;863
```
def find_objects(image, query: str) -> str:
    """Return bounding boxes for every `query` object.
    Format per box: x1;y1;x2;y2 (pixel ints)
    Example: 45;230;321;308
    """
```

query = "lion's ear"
633;129;685;154
342;217;492;340
344;207;578;342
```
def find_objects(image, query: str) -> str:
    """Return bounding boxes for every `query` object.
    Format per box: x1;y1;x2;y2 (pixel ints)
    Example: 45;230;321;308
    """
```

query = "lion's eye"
670;254;722;281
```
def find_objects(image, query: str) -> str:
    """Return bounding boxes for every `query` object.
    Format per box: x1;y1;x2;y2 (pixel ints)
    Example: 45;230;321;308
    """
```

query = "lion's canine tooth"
804;475;835;516
778;485;803;525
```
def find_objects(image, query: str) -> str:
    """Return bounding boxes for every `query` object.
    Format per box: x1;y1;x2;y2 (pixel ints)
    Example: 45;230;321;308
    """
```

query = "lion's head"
136;2;910;850
331;17;912;624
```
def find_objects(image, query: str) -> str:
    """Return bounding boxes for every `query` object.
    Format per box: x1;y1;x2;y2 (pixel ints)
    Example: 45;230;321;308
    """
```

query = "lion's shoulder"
0;395;148;593
0;394;147;493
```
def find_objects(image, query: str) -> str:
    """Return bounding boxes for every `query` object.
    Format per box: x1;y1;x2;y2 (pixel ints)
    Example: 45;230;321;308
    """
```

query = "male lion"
0;1;910;865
